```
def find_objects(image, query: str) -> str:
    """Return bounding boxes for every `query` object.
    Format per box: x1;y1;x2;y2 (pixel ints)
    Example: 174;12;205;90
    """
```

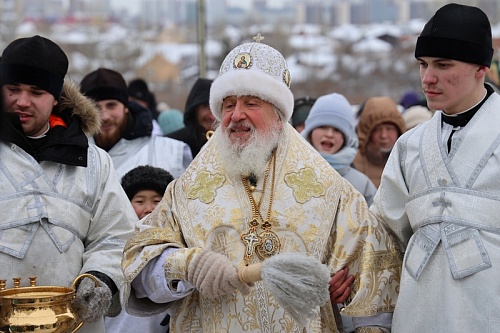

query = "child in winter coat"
302;93;378;332
302;93;377;206
105;165;174;333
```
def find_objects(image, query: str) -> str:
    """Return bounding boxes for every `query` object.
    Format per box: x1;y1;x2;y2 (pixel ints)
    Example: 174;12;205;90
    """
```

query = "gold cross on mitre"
253;33;265;43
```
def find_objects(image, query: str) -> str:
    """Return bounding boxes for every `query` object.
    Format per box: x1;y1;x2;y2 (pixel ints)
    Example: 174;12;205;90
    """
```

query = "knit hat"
80;68;129;106
210;34;293;122
0;35;68;99
128;78;150;102
415;3;493;67
402;105;433;130
301;93;356;146
158;109;184;135
121;165;174;200
399;90;422;109
292;96;316;127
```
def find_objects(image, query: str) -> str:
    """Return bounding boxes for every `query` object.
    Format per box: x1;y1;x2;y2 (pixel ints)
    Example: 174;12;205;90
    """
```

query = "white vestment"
122;124;401;333
90;135;192;179
0;142;137;333
371;92;500;332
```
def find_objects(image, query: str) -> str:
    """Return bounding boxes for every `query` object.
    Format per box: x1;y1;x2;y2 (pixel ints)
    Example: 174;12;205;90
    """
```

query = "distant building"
136;53;180;84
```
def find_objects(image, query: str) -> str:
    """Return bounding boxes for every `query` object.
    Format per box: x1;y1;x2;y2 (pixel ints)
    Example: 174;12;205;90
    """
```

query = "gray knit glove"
72;276;112;323
187;250;251;298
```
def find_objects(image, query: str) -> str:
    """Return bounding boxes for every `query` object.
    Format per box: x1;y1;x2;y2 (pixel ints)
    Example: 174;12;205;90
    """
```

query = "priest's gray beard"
220;120;283;180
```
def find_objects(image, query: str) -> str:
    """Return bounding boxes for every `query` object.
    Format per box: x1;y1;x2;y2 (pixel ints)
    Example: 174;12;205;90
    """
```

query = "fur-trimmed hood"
54;80;101;136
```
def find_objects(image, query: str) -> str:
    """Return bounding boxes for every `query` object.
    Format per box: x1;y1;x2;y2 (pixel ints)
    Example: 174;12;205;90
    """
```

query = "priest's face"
94;99;128;151
221;96;282;147
219;95;283;178
418;56;488;115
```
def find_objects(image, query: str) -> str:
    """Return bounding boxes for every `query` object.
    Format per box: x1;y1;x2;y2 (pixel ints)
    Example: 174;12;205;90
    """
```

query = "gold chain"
241;150;279;265
242;150;275;225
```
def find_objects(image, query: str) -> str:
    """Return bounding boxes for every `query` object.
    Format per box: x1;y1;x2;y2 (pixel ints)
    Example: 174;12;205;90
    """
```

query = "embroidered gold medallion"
256;230;280;259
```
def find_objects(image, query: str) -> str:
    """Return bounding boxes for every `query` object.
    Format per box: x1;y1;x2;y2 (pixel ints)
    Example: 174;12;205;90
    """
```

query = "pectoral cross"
241;229;261;265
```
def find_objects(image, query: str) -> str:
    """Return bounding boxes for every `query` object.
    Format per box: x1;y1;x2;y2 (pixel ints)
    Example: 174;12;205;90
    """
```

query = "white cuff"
131;248;194;303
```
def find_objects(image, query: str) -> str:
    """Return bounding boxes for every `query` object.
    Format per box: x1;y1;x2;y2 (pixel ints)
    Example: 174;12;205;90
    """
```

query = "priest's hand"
187;250;251;298
329;267;354;304
72;275;112;323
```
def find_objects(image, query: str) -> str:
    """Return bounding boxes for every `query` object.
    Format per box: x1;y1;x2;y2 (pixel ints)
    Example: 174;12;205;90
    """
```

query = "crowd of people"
0;3;498;333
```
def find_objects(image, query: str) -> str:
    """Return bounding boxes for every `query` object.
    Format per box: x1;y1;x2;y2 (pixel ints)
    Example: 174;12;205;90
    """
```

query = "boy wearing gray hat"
302;93;376;206
369;3;500;331
0;35;136;333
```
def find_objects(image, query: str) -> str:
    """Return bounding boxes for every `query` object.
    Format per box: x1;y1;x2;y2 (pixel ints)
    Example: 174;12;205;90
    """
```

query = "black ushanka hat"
415;3;493;67
0;35;68;99
121;165;174;200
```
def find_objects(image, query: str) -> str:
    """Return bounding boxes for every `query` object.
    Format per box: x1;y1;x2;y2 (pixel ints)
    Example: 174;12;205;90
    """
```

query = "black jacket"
122;101;153;141
167;78;212;158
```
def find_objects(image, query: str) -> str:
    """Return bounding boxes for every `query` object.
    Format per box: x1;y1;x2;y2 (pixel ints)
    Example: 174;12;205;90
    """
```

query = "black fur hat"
0;35;68;99
121;165;174;200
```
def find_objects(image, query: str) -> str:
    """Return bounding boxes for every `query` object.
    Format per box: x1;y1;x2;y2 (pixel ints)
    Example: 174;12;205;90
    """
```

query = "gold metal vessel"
0;274;97;333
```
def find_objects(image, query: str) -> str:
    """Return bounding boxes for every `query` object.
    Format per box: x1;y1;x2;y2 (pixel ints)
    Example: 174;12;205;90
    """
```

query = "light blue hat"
301;93;357;147
158;109;184;135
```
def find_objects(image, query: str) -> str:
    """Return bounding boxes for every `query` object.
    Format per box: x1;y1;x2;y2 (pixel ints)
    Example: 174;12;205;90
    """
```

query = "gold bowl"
0;274;97;333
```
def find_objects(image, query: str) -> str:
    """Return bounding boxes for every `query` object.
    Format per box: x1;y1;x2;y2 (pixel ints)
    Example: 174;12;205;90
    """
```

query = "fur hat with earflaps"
121;165;174;200
210;34;294;122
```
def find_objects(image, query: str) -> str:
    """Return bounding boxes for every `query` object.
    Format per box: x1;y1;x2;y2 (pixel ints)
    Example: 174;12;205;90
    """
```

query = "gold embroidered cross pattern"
187;171;225;204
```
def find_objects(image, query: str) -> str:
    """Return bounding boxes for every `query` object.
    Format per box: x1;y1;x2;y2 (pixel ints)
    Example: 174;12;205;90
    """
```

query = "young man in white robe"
369;3;500;332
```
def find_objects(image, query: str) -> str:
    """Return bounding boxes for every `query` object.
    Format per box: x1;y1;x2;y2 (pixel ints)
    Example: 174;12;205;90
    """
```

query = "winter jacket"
167;78;213;158
353;97;406;187
90;101;192;179
0;81;137;333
